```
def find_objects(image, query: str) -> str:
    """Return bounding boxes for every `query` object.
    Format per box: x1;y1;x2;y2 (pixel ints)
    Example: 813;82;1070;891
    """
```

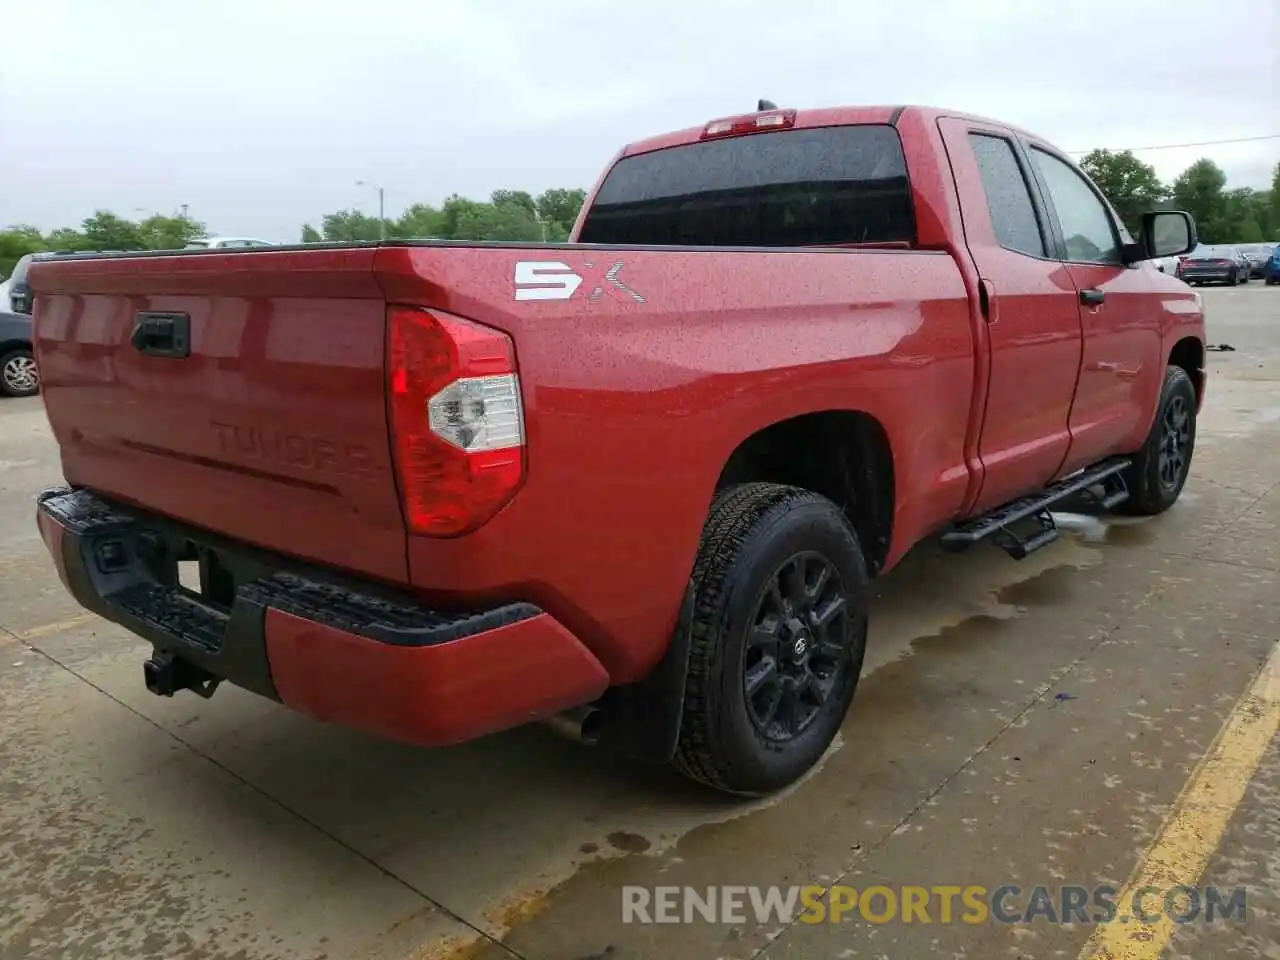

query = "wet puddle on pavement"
417;514;1164;959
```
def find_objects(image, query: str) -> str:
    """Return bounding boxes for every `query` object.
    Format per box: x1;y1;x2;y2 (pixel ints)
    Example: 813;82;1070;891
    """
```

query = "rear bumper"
35;487;609;746
1180;268;1233;282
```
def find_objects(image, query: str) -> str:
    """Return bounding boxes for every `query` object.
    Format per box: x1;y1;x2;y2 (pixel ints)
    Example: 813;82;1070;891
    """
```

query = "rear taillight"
387;306;525;537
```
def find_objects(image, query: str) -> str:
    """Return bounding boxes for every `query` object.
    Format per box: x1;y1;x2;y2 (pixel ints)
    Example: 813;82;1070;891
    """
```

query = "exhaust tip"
543;705;604;745
579;707;604;746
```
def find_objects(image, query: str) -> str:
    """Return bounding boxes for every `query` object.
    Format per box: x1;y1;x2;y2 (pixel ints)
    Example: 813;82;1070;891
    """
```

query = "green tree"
542;219;571;242
45;227;90;251
450;200;542;242
1172;159;1229;243
137;214;206;250
304;186;589;245
320;209;386;242
1269;163;1280;239
1079;150;1167;235
392;203;445;239
535;188;587;234
438;194;486;239
81;210;145;250
1223;189;1262;242
0;225;47;278
491;190;537;218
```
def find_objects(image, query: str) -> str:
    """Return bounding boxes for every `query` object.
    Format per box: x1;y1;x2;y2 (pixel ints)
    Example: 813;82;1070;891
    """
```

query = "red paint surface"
263;609;609;746
33;251;407;585
31;104;1206;713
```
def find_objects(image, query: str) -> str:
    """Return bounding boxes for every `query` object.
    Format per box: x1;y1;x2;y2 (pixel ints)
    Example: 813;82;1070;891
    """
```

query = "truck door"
1020;142;1164;472
937;118;1083;513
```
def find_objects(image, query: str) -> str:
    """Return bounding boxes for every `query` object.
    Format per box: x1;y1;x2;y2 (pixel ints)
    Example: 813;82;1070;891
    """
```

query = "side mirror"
1124;210;1197;263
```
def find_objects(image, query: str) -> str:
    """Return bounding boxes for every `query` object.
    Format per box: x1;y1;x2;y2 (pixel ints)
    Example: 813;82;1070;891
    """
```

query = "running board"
941;457;1131;559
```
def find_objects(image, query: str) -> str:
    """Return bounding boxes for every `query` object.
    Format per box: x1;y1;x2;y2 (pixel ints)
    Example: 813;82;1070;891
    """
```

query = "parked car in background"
7;252;39;314
0;309;37;397
1265;244;1280;285
1178;244;1251;285
183;236;274;249
9;250;133;314
1233;247;1255;281
1239;243;1275;279
1151;255;1181;275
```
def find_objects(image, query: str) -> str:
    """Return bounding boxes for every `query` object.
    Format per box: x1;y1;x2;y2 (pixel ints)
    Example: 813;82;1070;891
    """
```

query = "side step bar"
941;457;1131;560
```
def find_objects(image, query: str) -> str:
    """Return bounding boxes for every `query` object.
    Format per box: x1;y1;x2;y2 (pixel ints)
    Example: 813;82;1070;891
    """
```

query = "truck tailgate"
31;248;408;585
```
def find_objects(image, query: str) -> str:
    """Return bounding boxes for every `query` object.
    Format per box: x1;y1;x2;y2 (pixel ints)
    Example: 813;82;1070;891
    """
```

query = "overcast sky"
1;0;1276;242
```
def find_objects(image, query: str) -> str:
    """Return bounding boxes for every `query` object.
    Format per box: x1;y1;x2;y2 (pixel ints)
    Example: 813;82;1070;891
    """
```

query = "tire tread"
1122;365;1196;515
673;482;844;794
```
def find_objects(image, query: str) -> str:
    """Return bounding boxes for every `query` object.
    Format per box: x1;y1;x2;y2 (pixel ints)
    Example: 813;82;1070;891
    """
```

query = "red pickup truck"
30;104;1204;796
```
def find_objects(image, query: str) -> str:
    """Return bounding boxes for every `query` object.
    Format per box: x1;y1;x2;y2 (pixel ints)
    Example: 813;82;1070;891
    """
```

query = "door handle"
1079;289;1106;307
131;312;191;358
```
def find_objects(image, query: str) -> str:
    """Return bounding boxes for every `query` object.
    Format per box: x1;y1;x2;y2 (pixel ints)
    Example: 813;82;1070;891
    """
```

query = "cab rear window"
578;124;917;248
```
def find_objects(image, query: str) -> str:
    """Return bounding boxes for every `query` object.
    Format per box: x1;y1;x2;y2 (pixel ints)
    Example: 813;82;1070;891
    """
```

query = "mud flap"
596;583;695;764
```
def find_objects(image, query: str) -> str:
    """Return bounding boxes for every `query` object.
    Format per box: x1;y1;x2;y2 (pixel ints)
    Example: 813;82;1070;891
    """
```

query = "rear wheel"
1120;366;1197;515
673;483;868;796
0;349;38;398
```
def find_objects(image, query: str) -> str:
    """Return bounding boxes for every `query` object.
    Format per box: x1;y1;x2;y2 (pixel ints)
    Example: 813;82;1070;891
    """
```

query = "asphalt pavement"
1;284;1277;960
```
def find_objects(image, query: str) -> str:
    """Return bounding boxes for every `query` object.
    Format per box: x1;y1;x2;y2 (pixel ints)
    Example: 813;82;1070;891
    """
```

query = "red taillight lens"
387;306;525;537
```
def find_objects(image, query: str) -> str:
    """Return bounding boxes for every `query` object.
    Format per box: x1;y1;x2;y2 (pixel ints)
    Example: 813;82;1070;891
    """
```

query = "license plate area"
172;541;238;613
77;524;259;653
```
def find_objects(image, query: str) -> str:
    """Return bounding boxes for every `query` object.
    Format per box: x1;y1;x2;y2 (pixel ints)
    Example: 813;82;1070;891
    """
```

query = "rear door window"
967;134;1047;257
578;125;916;247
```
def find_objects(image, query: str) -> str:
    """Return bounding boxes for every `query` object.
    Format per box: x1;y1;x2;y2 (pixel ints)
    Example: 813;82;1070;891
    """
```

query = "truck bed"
32;240;976;666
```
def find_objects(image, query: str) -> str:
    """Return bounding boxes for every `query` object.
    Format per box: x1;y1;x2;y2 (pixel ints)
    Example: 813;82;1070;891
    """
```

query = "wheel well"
0;339;32;357
715;411;895;575
1168;336;1205;403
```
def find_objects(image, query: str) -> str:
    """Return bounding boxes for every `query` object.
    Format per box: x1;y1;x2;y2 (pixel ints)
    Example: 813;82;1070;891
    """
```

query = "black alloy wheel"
1157;393;1192;492
743;551;851;743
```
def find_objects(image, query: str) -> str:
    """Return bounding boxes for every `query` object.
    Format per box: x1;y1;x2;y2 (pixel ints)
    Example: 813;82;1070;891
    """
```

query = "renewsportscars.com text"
621;884;1247;926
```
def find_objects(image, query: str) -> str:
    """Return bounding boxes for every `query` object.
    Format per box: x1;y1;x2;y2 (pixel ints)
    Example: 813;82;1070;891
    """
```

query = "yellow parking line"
16;612;100;641
1079;641;1280;960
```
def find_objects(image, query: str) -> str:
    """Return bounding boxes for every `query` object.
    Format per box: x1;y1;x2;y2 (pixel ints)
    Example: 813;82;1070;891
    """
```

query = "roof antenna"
757;99;778;111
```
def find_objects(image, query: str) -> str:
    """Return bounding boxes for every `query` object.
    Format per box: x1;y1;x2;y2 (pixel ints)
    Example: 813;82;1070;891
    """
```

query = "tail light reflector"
387;306;525;537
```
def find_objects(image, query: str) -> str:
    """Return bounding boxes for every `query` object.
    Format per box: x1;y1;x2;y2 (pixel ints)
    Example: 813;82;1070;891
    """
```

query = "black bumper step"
36;486;544;701
941;457;1131;559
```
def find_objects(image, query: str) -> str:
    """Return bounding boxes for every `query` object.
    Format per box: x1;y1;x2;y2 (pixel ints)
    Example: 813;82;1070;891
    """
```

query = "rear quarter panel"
376;244;976;681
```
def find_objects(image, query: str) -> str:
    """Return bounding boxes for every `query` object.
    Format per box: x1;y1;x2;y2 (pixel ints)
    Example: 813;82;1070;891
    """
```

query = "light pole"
356;180;386;241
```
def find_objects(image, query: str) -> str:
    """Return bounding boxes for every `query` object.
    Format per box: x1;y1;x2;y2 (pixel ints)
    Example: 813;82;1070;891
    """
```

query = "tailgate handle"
131;312;191;358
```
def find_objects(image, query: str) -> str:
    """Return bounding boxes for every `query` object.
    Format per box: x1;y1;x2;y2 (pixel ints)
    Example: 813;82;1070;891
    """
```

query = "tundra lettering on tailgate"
211;422;382;477
513;259;645;303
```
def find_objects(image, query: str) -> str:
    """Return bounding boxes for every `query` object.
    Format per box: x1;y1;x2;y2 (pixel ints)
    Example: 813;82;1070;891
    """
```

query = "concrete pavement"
1;284;1277;960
